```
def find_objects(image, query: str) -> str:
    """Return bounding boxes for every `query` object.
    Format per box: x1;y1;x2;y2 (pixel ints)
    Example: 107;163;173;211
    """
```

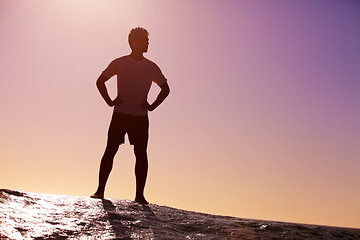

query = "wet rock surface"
1;189;359;239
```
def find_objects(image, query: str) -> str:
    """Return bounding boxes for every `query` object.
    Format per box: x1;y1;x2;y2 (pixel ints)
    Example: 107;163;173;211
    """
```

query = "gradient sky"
1;0;359;229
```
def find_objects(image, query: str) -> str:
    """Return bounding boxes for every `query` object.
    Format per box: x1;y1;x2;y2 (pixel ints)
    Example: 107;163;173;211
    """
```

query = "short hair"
128;27;149;48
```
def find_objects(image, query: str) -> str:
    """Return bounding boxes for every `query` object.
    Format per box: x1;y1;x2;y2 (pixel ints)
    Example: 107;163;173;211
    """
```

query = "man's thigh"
107;112;127;146
128;115;149;147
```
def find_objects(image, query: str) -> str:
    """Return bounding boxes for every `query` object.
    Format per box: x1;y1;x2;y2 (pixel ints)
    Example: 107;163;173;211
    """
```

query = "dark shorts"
107;112;149;147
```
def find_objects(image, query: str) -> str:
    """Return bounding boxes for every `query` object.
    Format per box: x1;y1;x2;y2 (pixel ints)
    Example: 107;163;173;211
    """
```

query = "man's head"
128;27;149;53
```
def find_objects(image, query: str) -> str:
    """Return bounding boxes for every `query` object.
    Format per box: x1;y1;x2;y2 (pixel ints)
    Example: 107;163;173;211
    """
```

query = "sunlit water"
0;189;359;239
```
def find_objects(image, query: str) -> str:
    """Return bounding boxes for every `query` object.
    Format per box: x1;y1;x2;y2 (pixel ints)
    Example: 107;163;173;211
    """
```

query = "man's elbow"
96;74;107;88
161;83;170;96
165;86;170;96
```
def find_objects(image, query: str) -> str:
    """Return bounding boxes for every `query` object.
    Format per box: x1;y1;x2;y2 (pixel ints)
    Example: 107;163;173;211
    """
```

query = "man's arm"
141;82;170;111
96;74;122;107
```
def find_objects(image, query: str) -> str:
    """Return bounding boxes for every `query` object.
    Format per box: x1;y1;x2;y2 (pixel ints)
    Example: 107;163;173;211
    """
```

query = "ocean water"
0;189;359;239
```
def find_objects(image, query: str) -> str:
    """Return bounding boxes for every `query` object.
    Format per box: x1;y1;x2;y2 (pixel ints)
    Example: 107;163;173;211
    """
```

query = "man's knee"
105;143;120;156
134;145;147;158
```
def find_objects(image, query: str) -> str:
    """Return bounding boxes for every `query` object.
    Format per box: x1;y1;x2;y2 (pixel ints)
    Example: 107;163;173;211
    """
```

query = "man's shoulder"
107;56;131;68
143;57;160;69
112;55;130;63
143;57;155;64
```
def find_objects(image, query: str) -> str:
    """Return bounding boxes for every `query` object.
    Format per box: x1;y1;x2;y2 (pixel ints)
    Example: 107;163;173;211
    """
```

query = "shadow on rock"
101;199;131;239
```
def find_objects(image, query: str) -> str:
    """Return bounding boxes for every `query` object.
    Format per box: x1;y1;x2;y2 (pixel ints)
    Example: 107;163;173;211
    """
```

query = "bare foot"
90;193;104;199
135;196;149;205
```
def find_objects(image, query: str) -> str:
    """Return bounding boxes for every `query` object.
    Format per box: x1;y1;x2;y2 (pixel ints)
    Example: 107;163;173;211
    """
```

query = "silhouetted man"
91;27;170;204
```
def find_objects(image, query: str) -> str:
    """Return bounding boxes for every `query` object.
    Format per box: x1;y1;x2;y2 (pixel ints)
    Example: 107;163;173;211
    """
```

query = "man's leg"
92;112;124;199
134;144;148;204
91;144;119;199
